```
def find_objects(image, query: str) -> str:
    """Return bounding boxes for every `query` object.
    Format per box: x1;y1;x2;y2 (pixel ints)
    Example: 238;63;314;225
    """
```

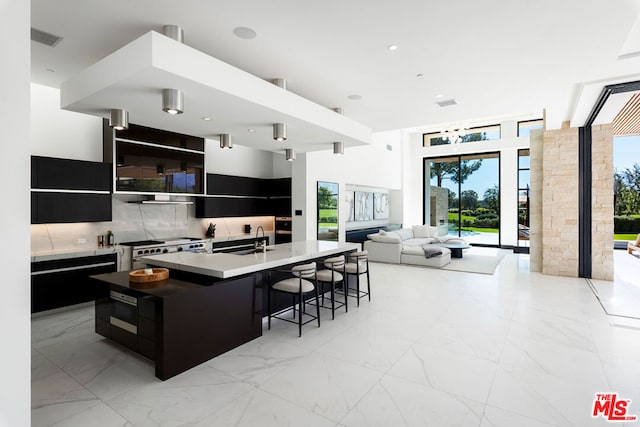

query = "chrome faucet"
255;226;266;252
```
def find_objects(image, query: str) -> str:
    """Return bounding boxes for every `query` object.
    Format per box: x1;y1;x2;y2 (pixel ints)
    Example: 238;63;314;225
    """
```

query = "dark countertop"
90;271;204;298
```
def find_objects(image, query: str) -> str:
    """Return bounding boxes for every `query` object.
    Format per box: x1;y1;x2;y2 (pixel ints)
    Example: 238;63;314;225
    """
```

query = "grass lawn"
615;233;638;240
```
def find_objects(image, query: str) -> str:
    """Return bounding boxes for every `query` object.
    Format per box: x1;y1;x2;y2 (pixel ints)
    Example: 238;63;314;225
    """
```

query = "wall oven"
275;216;292;244
109;290;138;335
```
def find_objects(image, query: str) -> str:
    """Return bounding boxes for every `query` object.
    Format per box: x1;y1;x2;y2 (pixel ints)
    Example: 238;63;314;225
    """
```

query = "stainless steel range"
120;238;209;269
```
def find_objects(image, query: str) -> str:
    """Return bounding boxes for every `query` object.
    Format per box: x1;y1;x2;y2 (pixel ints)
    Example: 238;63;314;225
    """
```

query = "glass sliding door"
459;153;500;245
425;152;500;246
427;156;459;236
517;149;530;252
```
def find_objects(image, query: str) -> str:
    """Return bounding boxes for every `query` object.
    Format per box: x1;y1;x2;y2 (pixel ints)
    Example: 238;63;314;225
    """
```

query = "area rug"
441;247;508;275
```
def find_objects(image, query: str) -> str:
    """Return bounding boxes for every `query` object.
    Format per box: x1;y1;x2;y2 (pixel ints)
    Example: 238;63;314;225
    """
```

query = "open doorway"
589;90;640;320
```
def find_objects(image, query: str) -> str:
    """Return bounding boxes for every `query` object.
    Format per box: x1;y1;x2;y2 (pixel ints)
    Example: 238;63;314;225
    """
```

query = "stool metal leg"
314;279;321;328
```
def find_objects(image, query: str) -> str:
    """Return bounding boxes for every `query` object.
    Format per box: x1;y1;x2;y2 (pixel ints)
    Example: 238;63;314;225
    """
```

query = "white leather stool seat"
273;278;315;293
316;269;343;282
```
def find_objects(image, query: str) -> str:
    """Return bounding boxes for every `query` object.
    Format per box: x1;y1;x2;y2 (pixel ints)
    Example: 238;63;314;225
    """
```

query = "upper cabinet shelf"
60;31;372;154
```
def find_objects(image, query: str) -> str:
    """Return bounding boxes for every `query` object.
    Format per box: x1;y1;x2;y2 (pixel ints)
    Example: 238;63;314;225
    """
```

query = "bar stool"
267;262;320;337
311;255;347;319
344;250;370;306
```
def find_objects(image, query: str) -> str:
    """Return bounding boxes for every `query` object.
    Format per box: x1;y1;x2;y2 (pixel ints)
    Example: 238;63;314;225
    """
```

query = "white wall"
291;129;403;241
31;83;103;162
404;122;529;246
205;138;278;178
1;1;31;425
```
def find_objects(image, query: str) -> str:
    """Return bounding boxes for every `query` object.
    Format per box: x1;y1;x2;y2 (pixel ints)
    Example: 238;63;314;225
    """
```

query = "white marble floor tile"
31;350;106;427
206;334;314;385
196;386;338;427
480;405;557;427
104;364;254;427
418;319;507;363
258;351;383;423
387;341;498;404
340;374;484;427
316;321;415;373
487;363;611;426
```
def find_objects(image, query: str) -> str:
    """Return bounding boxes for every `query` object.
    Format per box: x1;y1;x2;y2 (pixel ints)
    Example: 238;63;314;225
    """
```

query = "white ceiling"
31;0;640;140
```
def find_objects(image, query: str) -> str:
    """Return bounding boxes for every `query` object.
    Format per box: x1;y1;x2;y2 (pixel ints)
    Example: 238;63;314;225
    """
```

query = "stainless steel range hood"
128;194;193;205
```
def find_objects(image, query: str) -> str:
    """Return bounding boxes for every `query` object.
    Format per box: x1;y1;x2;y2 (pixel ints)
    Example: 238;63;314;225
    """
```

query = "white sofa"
363;225;468;268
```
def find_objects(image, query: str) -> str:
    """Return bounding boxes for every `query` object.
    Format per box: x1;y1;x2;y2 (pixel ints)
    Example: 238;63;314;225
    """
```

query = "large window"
317;181;339;241
425;152;500;246
517;119;543;137
517;149;530;251
613;135;640;243
423;124;501;147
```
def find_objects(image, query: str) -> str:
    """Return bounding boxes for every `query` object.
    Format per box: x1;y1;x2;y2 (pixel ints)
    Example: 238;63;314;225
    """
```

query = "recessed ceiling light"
387;44;398;51
45;68;55;73
435;94;444;98
347;94;362;100
233;27;257;39
247;128;256;133
416;73;424;78
201;117;211;121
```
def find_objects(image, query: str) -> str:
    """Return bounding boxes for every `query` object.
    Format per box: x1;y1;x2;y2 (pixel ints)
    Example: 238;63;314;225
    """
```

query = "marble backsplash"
31;196;276;253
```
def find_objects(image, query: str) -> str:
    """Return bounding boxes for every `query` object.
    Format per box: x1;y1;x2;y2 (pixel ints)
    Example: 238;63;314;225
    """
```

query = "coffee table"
435;243;471;258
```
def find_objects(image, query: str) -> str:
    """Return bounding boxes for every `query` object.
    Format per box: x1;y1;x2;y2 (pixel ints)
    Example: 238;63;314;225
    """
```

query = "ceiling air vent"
31;28;63;47
436;98;458;107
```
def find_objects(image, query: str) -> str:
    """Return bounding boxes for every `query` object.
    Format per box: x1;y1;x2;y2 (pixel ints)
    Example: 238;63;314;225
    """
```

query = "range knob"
163;248;169;253
177;247;183;251
137;250;143;255
144;250;149;254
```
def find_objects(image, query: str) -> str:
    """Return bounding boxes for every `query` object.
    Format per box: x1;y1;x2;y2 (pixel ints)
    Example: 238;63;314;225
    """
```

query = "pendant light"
108;109;129;130
162;88;184;115
219;134;232;149
285;148;296;161
273;123;287;141
333;141;344;155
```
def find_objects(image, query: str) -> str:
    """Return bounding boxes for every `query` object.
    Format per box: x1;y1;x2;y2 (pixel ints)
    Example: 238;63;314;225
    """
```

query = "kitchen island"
91;241;359;380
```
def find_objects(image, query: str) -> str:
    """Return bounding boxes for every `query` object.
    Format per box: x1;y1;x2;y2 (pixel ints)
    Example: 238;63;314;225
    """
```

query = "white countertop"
31;245;123;262
140;240;360;279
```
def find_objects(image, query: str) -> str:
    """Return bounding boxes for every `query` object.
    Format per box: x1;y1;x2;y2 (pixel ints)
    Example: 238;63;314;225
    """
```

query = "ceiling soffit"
60;31;372;154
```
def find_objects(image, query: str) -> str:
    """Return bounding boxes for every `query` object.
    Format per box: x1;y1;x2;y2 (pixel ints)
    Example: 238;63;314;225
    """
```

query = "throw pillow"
369;233;402;243
396;228;415;241
412;225;431;238
422;244;443;258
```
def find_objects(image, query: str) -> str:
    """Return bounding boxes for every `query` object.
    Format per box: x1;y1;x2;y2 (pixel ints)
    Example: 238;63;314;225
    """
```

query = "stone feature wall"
530;122;614;279
529;129;543;272
541;122;579;277
591;124;614;280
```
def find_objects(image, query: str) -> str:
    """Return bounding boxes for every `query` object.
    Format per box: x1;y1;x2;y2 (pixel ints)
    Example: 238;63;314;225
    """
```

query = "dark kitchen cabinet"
31;253;117;313
31;156;113;224
206;174;266;197
31;192;112;224
196;197;269;218
31;156;111;191
195;175;290;218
